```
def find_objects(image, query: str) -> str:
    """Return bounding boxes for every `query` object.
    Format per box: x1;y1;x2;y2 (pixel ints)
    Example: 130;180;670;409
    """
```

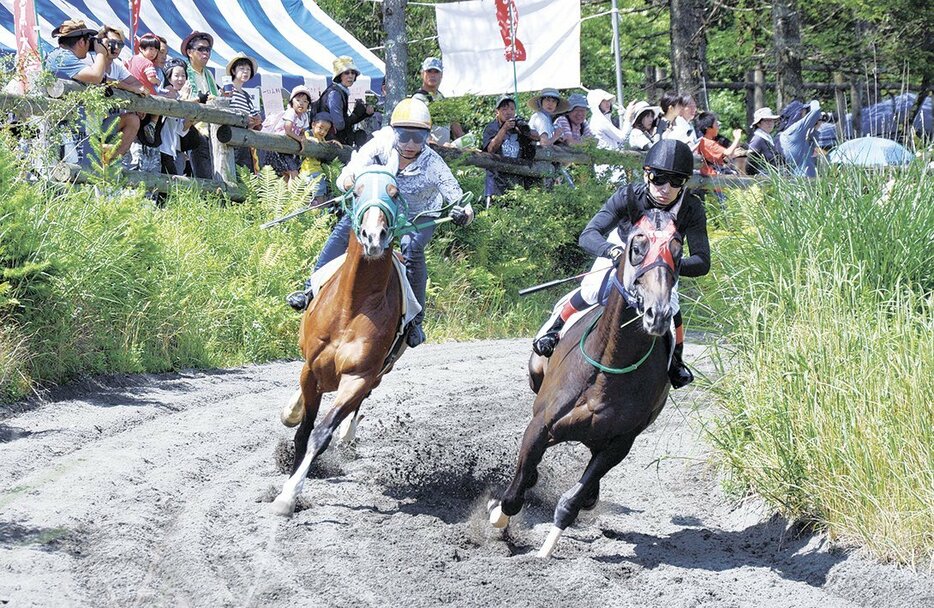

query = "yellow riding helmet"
390;98;432;129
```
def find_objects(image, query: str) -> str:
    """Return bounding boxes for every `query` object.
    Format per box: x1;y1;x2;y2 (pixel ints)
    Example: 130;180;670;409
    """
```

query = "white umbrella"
829;136;915;167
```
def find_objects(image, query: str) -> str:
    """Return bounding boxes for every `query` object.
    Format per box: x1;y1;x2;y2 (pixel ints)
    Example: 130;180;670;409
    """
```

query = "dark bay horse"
273;170;409;516
488;204;684;557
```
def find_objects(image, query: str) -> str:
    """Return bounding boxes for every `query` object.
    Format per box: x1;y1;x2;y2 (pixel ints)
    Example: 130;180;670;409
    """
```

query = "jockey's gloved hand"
608;246;625;267
451;202;474;227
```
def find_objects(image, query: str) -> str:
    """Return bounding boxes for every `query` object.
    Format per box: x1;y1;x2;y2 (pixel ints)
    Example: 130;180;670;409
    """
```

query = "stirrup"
668;363;694;389
532;331;560;357
405;323;426;348
286;289;311;312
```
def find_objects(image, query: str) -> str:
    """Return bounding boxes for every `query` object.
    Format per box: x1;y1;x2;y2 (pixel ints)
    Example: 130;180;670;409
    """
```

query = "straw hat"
226;52;258;79
527;88;570;114
51;19;97;39
332;56;361;81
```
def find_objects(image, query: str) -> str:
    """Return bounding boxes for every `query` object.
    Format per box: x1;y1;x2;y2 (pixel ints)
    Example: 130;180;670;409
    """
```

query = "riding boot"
286;279;313;312
668;342;694;388
406;321;426;348
532;317;565;357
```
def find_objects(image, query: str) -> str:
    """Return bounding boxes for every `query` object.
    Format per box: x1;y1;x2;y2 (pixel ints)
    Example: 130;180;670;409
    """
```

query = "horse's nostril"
644;307;654;319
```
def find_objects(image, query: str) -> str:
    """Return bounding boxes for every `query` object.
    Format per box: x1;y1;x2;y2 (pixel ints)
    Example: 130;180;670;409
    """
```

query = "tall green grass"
705;164;934;566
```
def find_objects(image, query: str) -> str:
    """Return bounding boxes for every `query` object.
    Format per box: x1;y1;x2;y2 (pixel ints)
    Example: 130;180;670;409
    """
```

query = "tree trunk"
382;0;408;114
772;0;804;108
669;0;707;97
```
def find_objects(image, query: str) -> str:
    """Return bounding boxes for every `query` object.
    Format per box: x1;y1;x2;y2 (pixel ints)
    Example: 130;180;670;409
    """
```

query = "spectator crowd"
39;18;834;200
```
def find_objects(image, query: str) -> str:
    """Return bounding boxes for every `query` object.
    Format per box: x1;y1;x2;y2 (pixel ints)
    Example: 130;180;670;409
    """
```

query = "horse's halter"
603;213;682;311
347;170;408;242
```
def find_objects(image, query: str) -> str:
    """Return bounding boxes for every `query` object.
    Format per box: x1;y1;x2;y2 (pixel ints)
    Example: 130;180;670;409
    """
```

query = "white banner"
435;0;580;97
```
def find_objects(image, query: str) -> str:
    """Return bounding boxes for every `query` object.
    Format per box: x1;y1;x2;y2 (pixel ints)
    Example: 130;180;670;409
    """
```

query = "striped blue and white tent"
0;0;384;100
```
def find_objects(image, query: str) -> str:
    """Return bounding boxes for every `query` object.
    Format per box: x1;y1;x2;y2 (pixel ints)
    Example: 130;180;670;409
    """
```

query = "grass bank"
0;147;612;401
700;164;934;566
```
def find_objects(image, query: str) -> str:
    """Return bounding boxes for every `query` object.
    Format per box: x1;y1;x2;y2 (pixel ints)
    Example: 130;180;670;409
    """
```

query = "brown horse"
488;204;683;557
272;170;408;516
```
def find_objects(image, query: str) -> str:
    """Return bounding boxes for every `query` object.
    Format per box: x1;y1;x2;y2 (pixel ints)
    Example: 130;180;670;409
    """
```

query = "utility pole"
611;0;624;107
382;0;408;113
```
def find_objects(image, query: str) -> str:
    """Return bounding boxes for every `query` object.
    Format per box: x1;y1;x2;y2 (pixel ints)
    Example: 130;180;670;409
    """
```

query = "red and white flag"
129;0;142;52
12;0;41;93
435;0;580;97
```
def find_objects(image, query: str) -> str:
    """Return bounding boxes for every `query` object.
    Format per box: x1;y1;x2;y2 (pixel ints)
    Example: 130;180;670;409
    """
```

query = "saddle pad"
310;253;421;328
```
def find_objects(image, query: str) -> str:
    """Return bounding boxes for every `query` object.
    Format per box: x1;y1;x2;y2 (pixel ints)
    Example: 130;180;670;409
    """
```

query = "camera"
96;37;121;55
513;116;531;135
819;111;834;123
197;92;209;104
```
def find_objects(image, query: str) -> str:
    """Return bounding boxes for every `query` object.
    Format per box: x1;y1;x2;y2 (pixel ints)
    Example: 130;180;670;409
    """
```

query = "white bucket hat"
751;107;781;128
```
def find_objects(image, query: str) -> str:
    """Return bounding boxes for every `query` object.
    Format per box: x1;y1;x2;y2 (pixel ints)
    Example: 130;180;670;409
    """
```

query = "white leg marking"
489;501;509;528
537;526;564;558
280;389;304;427
338;411;358;444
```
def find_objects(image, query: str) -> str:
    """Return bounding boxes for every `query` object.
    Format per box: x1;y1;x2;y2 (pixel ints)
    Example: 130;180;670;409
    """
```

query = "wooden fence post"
745;70;755;132
850;78;863;137
833;72;847;142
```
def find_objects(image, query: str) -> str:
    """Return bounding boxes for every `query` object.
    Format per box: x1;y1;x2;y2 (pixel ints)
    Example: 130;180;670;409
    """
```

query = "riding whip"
518;267;609;296
260;194;345;229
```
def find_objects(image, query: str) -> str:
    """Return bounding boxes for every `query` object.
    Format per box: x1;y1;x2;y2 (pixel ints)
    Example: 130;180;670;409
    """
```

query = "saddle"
310;253;420;375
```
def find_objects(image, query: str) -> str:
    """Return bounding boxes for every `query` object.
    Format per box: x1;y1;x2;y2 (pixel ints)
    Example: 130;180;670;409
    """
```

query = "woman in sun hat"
319;56;374;147
746;106;783;175
527;88;568;147
627;101;662;151
553;94;594;145
226;52;261;172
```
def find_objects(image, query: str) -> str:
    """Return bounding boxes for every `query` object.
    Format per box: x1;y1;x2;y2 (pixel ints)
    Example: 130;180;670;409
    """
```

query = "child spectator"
267;85;313;182
125;33;161;94
158;58;194;176
301;113;337;204
225;52;262;173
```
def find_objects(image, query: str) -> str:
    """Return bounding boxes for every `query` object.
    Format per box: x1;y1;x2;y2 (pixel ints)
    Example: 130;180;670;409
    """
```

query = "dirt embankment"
1;339;931;607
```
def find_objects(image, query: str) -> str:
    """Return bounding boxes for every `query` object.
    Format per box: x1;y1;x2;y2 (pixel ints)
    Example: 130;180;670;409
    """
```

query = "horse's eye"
629;235;648;265
669;239;683;260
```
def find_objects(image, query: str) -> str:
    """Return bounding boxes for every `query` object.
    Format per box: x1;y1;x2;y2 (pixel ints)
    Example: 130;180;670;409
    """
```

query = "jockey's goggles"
394;127;430;145
645;169;688;189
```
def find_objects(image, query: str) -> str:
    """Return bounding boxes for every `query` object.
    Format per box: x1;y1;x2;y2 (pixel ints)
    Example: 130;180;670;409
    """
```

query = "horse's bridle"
347;170;408;239
601;214;682;311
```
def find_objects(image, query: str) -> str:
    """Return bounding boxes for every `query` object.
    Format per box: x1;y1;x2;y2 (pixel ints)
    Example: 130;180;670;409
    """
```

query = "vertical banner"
12;0;41;93
436;0;580;97
129;0;142;52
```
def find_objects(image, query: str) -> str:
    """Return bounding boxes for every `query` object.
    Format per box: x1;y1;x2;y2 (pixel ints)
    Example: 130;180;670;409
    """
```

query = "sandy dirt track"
1;339;932;608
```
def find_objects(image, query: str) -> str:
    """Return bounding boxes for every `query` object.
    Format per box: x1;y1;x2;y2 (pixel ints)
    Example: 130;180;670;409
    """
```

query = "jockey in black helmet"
531;139;710;388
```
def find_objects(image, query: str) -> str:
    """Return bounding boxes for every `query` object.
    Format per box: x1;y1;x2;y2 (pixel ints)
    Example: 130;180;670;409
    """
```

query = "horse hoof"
537;525;564;558
281;389;304;427
338;413;359;444
271;495;296;517
489;503;509;529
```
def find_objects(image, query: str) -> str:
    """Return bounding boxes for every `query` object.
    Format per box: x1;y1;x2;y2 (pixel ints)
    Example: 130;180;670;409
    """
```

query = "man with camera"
178;31;218;179
45;20;146;162
482;94;539;203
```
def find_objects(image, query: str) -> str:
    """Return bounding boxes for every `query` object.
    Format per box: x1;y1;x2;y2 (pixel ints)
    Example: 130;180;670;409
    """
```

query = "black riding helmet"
643;139;693;177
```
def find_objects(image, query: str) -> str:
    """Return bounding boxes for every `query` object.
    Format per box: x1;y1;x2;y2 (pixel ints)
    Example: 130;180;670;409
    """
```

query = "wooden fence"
0;79;764;201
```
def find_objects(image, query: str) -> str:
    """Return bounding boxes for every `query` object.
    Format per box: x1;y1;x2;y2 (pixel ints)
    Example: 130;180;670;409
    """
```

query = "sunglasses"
192;45;212;53
395;128;429;145
646;170;687;189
